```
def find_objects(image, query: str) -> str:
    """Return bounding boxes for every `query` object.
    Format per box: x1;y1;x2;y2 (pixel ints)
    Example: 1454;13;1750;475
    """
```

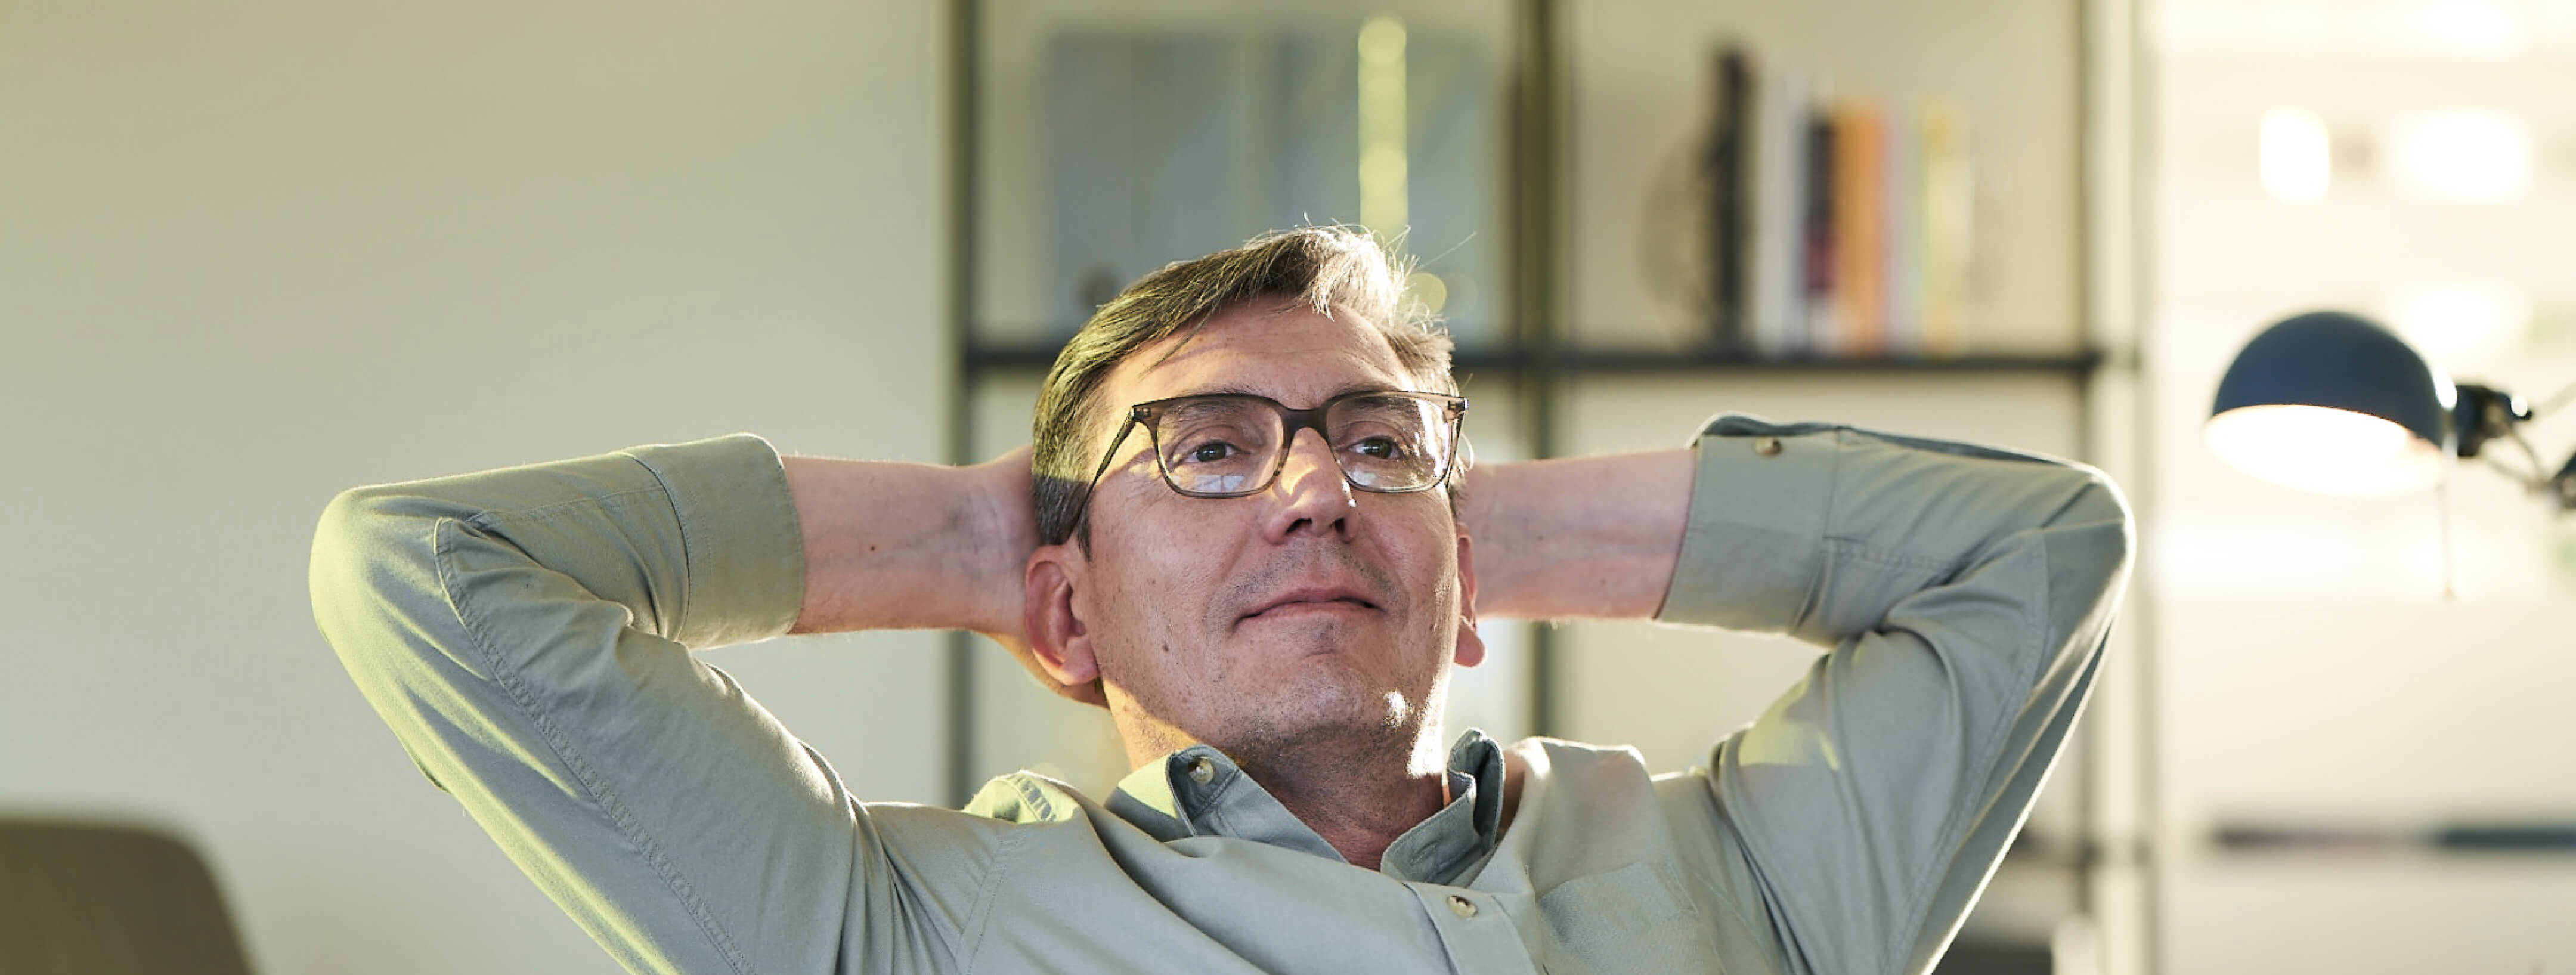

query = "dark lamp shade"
2206;311;2455;496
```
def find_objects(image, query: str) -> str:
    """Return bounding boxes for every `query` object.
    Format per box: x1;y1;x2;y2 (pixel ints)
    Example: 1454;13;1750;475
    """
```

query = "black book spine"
1707;47;1751;350
1800;107;1836;348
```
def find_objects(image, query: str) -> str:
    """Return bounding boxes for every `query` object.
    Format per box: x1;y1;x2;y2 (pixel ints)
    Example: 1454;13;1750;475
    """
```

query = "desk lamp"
2208;311;2576;510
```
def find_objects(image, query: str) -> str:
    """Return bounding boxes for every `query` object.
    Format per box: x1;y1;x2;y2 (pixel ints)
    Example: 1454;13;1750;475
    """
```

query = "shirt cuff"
621;434;807;650
1654;414;1837;633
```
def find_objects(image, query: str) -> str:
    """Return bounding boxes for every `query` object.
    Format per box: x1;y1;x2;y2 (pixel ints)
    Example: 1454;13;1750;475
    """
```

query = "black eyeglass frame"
1071;388;1470;532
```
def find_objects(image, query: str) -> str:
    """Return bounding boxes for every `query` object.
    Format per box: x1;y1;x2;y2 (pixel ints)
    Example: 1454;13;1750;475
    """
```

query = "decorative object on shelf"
2206;309;2576;509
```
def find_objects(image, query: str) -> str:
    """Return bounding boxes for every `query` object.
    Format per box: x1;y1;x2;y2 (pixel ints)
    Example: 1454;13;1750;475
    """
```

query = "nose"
1261;427;1355;541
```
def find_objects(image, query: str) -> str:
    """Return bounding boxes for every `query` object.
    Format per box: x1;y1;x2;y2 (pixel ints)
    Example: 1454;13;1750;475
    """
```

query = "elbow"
2066;464;2135;552
2051;469;2138;643
308;484;444;664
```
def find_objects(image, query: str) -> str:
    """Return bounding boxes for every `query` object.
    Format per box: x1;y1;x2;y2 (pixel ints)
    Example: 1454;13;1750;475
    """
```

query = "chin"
1224;676;1423;752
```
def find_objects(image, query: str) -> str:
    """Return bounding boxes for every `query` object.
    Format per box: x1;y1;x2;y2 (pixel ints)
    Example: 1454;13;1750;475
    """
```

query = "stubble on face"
1091;522;1444;766
1075;304;1466;773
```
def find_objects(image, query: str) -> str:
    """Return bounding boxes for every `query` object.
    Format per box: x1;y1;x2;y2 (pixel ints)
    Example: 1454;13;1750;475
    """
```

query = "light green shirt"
310;414;2132;975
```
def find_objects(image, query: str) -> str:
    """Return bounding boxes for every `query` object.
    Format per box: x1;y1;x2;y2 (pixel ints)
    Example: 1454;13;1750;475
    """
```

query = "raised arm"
310;435;1014;975
1645;415;2132;975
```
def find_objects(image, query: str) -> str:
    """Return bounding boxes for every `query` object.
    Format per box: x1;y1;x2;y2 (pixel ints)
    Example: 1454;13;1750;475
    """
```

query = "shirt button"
1187;756;1216;785
1447;894;1478;918
1752;437;1784;456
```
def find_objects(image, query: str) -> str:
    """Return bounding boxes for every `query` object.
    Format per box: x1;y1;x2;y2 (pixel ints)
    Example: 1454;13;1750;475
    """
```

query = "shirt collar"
1102;728;1506;884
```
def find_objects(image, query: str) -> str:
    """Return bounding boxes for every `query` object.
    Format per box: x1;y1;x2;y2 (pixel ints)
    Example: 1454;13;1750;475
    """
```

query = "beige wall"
0;2;946;973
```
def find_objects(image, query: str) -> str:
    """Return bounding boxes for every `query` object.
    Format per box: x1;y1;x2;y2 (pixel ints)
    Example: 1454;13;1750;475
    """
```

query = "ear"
1023;543;1106;705
1451;528;1485;669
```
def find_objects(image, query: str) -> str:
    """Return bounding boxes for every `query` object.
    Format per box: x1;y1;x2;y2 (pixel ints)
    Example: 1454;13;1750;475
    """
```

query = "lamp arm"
2533;381;2576;417
2517;381;2576;511
2500;425;2553;488
2552;450;2576;512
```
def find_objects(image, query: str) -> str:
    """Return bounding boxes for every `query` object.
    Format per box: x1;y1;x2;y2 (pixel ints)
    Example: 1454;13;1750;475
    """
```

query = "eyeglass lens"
1151;394;1455;496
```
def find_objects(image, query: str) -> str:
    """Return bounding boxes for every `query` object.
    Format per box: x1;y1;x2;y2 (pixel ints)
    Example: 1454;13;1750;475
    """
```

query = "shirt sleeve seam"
1877;533;2047;975
433;513;761;975
617;451;704;645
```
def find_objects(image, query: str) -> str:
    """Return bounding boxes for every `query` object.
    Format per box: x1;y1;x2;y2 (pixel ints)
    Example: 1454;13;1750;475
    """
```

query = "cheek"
1090;513;1240;648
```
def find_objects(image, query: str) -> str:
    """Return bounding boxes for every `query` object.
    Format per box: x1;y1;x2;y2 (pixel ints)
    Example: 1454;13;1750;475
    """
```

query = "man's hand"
781;448;1104;706
963;449;1106;707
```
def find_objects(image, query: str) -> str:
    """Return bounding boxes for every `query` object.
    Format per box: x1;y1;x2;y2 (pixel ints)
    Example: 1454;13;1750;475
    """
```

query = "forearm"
783;450;1030;637
1459;450;1695;620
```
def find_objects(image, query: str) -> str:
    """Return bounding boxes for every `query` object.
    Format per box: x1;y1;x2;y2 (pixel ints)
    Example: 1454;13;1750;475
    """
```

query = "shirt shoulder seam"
957;819;1031;975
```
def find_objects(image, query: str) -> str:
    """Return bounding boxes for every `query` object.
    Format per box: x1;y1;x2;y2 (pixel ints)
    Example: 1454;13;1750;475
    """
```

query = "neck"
1237;741;1449;871
1119;715;1453;871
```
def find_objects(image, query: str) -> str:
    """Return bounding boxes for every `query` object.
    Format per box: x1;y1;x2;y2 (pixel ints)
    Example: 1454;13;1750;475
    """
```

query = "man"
311;227;2132;975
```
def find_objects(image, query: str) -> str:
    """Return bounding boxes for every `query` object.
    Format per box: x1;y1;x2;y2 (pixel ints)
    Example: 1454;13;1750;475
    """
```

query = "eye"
1351;435;1405;460
1172;438;1244;466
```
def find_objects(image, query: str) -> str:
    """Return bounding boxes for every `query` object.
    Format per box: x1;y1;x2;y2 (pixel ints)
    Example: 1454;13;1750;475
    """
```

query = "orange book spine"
1832;103;1884;355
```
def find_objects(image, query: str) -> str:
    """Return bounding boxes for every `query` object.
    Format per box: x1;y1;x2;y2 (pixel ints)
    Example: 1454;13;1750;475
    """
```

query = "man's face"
1052;298;1481;766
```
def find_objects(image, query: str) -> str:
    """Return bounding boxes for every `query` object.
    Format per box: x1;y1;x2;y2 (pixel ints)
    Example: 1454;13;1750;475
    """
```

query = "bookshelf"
945;2;2134;967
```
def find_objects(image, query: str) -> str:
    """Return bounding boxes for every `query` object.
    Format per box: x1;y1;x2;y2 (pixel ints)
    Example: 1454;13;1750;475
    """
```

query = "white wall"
0;2;946;973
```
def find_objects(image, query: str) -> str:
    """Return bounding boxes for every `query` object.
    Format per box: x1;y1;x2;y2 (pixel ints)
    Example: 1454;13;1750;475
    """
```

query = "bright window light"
1357;14;1409;238
2259;107;2332;204
2206;404;2447;496
2387;110;2532;202
2377;0;2530;58
2383;281;2531;362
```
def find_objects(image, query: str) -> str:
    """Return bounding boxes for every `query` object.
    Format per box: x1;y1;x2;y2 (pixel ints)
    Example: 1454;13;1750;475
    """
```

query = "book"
1831;102;1884;354
1801;104;1837;352
1704;45;1753;350
1884;102;1922;354
1747;54;1810;356
1699;41;1973;358
1919;98;1972;355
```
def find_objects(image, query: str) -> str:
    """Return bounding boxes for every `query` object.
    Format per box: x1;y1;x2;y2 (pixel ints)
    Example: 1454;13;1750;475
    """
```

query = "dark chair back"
0;818;255;975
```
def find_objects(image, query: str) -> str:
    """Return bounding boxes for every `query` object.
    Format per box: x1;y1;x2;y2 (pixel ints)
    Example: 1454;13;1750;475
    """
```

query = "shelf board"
961;341;2101;377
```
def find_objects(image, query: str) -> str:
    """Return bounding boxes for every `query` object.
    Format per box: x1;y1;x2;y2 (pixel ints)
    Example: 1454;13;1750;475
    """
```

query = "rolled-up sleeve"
1656;414;2134;975
309;435;986;975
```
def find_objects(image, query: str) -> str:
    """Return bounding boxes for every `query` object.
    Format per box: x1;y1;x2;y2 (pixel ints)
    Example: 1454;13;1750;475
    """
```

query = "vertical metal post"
943;0;983;809
1512;0;1565;738
2079;0;2160;971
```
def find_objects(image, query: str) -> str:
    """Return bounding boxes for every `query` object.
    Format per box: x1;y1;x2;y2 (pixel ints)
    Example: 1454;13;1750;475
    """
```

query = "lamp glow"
2205;404;2447;496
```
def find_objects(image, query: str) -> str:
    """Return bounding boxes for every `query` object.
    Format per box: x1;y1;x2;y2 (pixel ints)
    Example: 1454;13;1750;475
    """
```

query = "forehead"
1101;298;1416;408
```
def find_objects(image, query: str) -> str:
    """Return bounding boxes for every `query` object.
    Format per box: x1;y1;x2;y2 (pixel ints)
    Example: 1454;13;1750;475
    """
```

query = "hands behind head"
970;446;1110;708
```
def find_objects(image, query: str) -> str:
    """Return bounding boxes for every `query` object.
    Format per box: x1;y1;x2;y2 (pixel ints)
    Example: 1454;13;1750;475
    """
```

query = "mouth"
1241;587;1380;621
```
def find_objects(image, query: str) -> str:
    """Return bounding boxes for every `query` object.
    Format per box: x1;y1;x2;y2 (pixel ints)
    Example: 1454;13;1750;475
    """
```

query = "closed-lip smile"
1241;586;1379;621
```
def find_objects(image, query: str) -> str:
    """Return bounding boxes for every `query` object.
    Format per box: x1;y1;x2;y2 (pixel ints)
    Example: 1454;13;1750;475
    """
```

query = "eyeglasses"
1075;389;1469;526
